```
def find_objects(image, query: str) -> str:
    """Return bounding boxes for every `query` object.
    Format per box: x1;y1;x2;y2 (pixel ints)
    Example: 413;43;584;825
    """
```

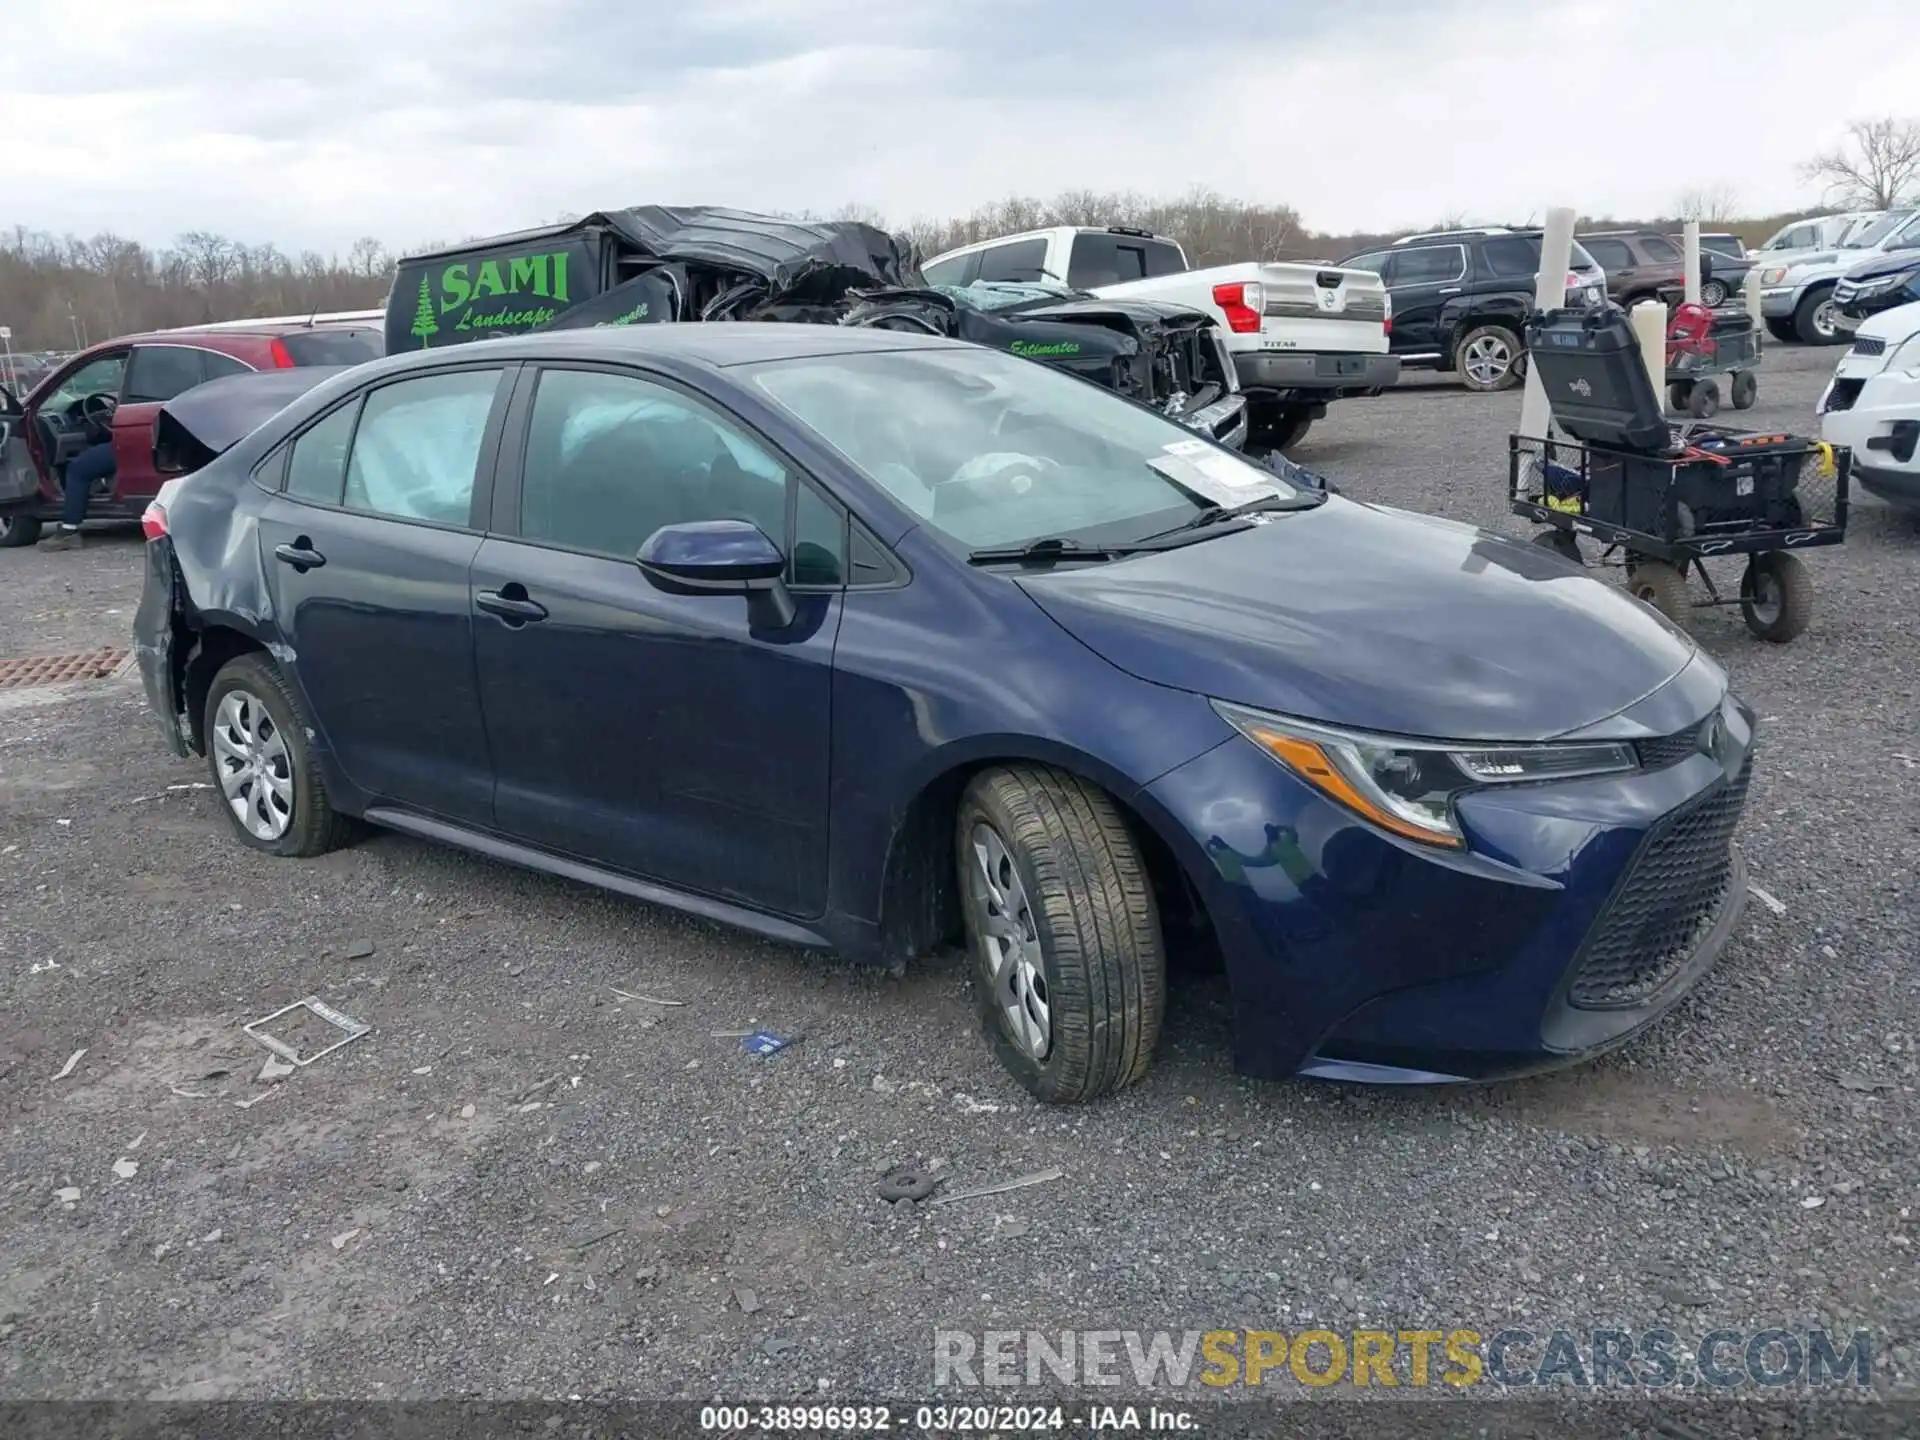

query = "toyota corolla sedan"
134;325;1755;1104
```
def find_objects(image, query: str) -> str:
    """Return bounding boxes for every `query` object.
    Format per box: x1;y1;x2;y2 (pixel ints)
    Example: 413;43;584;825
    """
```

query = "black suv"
1340;229;1607;391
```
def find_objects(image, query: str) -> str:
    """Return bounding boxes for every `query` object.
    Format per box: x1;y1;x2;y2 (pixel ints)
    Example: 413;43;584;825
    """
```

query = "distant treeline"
0;193;1821;351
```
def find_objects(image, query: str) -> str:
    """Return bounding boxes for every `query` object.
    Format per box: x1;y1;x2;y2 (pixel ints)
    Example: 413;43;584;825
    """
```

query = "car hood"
1841;249;1920;282
1017;498;1699;742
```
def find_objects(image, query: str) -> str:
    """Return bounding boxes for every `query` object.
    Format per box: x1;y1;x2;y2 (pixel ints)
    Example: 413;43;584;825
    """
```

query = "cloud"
1;0;1916;255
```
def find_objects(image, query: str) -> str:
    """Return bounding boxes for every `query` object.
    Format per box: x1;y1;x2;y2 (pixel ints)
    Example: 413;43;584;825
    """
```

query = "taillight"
1565;272;1583;296
1212;281;1264;334
268;337;295;368
142;479;182;541
1383;290;1393;335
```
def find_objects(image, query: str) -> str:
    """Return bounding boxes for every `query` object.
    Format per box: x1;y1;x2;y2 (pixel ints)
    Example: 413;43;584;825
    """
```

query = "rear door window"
1582;238;1635;271
1480;237;1542;278
1640;235;1682;262
123;345;208;403
975;239;1049;283
1386;245;1466;285
284;402;359;504
1065;233;1185;287
202;351;254;381
342;369;504;527
1343;251;1389;274
920;253;978;287
279;328;385;366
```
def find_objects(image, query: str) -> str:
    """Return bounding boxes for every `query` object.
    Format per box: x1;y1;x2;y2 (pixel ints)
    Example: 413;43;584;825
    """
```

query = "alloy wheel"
1463;334;1513;388
212;689;294;841
1812;299;1837;341
966;823;1051;1061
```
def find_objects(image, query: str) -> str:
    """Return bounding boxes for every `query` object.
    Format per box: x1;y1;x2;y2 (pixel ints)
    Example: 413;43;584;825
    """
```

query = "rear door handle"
476;585;548;625
1438;286;1463;295
274;539;325;570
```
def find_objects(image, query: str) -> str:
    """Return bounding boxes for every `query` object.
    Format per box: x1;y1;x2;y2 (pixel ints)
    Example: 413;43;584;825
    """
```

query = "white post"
1682;220;1701;306
1745;265;1763;327
1630;302;1668;411
1517;206;1577;441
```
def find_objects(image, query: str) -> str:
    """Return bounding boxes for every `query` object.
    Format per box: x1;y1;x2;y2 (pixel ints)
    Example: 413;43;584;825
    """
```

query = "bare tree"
1675;184;1742;223
1800;117;1920;209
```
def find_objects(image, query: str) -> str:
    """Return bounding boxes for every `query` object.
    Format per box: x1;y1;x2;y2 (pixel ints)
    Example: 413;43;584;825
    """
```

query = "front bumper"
1234;350;1401;395
1821;368;1920;510
1760;287;1800;319
1146;670;1756;1083
1179;393;1249;450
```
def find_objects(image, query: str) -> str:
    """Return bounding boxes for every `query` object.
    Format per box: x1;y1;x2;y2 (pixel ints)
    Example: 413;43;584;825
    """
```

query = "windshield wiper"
966;537;1159;566
1151;492;1316;539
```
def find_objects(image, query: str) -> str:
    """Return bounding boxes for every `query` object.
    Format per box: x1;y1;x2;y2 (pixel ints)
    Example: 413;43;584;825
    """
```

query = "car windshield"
745;347;1307;553
1842;212;1910;248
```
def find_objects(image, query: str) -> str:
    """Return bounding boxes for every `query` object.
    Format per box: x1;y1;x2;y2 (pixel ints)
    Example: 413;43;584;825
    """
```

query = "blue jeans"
62;442;115;528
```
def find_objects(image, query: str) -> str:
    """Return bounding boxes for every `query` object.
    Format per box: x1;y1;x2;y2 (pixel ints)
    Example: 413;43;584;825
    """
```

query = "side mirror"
1698;252;1715;283
636;519;796;629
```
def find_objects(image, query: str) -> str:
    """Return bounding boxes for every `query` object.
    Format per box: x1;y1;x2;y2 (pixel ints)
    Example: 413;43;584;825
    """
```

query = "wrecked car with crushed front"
384;207;1246;443
135;323;1756;1104
839;280;1246;447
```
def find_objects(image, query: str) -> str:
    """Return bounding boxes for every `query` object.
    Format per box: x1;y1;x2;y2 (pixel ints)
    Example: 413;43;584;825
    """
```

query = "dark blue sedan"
134;324;1755;1102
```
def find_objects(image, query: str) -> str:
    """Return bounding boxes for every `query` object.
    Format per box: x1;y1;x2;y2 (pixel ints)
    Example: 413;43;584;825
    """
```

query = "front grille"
1852;335;1887;357
1635;719;1704;770
1835;282;1858;304
1566;755;1751;1010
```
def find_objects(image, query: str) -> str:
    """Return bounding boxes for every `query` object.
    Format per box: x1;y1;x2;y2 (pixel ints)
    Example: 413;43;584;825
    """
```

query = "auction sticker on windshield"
1150;439;1288;507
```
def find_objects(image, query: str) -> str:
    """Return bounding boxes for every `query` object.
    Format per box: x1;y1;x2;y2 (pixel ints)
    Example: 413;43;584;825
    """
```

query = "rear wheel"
1740;551;1812;642
1668;381;1692;412
1688;379;1721;419
1456;325;1523;392
1249;407;1313;454
1730;370;1758;409
204;653;352;858
1700;279;1729;308
1626;559;1691;625
956;766;1165;1105
0;511;42;548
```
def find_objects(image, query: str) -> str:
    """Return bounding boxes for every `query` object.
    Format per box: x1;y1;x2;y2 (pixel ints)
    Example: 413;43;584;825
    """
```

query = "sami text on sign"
410;250;578;346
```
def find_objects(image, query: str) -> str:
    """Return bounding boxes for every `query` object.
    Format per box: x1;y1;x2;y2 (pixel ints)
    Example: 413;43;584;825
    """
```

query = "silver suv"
1756;210;1920;345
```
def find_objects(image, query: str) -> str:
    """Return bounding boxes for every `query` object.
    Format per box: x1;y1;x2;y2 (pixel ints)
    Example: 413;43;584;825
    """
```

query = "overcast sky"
4;0;1917;256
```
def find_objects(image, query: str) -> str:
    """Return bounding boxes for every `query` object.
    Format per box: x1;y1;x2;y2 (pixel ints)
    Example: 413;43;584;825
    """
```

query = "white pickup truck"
921;226;1398;452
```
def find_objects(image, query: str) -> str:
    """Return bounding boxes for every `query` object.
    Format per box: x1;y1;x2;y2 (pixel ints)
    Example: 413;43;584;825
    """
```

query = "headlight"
1212;701;1638;849
1760;267;1788;286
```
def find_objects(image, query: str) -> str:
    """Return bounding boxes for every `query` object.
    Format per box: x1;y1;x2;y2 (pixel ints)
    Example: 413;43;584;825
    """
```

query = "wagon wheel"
1667;381;1692;412
1688;379;1721;419
1730;371;1758;409
1740;552;1812;643
1530;528;1582;564
1626;559;1691;625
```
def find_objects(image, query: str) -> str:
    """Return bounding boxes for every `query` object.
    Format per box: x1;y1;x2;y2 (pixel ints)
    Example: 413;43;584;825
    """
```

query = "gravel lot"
0;343;1915;1414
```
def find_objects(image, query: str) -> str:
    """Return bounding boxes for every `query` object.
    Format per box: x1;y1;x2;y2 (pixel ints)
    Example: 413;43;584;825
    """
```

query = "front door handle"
1438;286;1463;295
274;539;325;570
476;585;548;625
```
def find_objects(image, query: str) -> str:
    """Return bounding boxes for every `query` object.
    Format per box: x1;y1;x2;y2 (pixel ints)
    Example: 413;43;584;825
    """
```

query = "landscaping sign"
385;236;603;352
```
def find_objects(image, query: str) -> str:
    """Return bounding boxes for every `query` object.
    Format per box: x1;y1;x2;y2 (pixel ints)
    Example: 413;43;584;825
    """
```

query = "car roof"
351;321;963;381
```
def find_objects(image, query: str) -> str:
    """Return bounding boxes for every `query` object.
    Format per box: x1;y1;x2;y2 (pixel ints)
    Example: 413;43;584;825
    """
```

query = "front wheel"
1455;325;1524;392
0;511;42;548
1765;317;1798;345
204;652;353;857
1794;287;1841;346
1730;370;1758;409
956;766;1166;1105
1627;559;1691;625
1688;379;1721;419
1740;551;1812;642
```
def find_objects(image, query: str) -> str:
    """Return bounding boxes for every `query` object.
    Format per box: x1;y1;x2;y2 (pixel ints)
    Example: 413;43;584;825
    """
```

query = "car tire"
1730;370;1758;409
1626;560;1691;625
1700;279;1729;308
0;511;42;548
1740;552;1812;643
1455;325;1523;392
1248;408;1313;455
1765;317;1798;345
204;652;352;859
1793;287;1841;346
956;765;1166;1105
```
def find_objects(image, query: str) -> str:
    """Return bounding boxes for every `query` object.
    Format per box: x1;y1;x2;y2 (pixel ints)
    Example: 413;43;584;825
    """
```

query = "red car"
0;313;382;548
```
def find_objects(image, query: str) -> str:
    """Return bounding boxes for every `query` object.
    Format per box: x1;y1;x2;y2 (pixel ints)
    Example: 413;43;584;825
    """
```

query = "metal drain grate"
0;648;128;690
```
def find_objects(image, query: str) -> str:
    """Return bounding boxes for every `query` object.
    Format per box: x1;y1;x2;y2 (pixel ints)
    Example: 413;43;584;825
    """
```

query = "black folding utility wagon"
1511;305;1849;643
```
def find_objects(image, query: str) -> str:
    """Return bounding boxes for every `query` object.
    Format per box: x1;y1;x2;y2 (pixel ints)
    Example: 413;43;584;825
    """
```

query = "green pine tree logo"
411;276;439;348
